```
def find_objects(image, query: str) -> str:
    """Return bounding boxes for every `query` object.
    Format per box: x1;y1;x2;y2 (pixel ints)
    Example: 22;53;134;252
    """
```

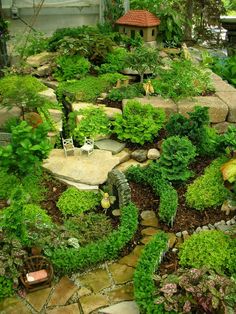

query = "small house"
116;10;160;43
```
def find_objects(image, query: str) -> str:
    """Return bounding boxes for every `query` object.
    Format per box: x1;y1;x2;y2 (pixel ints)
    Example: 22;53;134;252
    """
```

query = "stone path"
0;210;165;314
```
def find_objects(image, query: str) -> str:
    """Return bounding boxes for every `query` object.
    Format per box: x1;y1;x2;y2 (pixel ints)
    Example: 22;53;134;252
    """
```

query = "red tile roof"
116;10;160;27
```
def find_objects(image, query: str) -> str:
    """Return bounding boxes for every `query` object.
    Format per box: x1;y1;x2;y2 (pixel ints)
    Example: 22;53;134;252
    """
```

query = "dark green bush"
72;107;111;145
57;187;101;216
134;232;168;314
186;157;229;210
159;136;197;181
48;203;138;273
17;31;49;57
179;230;235;275
107;83;143;101
0;276;13;299
53;55;91;81
152;60;214;100
113;100;165;145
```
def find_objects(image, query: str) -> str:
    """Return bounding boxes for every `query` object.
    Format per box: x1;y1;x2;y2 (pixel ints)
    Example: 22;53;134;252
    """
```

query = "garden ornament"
182;43;192;61
62;137;75;157
143;80;154;97
101;191;116;212
80;137;94;156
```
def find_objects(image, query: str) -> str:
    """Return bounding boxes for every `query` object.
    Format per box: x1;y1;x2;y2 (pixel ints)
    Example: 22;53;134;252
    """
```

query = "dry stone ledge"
72;102;122;120
216;91;236;122
212;78;236;92
177;96;228;123
107;283;134;303
36;64;53;77
0;107;21;128
43;149;121;185
55;177;99;191
39;88;57;103
26;51;56;68
95;139;126;155
48;276;78;306
123;96;177;117
77;268;111;293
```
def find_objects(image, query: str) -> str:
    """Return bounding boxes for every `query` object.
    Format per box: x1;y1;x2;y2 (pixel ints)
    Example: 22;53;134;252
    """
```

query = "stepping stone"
141;227;160;236
108;263;134;284
48;276;78;306
95;139;126;155
212;79;236;92
80;294;109;314
107;283;134;303
46;303;81;314
43;149;120;185
77;268;111;293
98;301;140;314
118;253;139;267
0;297;31;314
141;210;159;228
26;287;52;312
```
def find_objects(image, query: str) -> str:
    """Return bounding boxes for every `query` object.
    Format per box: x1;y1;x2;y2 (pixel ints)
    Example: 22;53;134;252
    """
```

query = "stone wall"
107;169;131;208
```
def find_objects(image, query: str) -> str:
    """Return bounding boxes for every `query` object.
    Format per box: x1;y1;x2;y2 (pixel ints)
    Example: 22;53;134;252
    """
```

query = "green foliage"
0;276;13;299
166;106;219;156
0;75;47;115
179;230;235;274
17;31;49;57
154;268;236;313
125;46;159;82
0;121;51;176
152;60;214;101
134;232;168;314
72;107;111;145
186;157;229;210
1;117;21;132
53;55;91;81
98;47;128;74
113;100;165;145
0;169;19;199
57;187;101;217
107;83;143;101
48;203;138;273
220;126;236;154
210;55;236;87
48;26;114;65
104;0;124;29
63;213;112;246
57;74;124;102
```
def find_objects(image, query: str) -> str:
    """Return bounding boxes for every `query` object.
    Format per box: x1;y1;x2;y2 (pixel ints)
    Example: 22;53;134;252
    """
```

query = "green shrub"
57;187;101;216
134;232;168;314
159;136;197;181
186;157;229;210
107;83;143;101
166;106;219;156
53;55;91;81
98;47;128;74
219;125;236;154
0;121;51;176
48;203;138;273
16;31;49;57
63;213;112;246
154;267;236;313
72;107;111;145
113;100;165;145
0;169;19;199
0;276;13;299
179;230;234;274
210;55;236;87
1;117;21;132
152;60;214;100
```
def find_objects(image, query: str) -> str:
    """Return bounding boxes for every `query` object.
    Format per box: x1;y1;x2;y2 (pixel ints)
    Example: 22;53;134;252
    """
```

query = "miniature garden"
0;0;236;313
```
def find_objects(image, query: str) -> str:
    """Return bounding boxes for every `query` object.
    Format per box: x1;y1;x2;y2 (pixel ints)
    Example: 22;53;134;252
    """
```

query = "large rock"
0;107;21;127
43;149;120;185
108;263;135;284
107;284;134;303
177;96;228;123
48;108;63;131
36;64;53;77
26;51;56;67
26;287;52;312
131;149;148;162
39;88;57;103
123;96;177;117
99;301;139;314
147;148;160;160
95;139;126;154
216;91;236;122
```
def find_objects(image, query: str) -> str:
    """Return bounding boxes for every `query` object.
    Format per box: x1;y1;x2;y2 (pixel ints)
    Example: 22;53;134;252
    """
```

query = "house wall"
118;25;157;42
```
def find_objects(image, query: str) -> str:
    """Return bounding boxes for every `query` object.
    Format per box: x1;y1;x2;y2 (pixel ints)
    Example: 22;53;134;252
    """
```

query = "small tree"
125;46;159;82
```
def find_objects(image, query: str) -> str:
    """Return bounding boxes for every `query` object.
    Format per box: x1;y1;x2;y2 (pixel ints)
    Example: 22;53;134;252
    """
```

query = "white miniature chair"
62;137;75;157
80;137;94;156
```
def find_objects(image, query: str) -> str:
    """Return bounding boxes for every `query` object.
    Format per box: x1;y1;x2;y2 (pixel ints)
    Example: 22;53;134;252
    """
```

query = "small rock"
172;248;178;253
220;220;226;224
216;224;230;232
214;222;221;227
167;233;176;248
208;224;215;230
141;227;159;236
226;220;231;226
230;218;236;224
140;236;153;245
195;227;202;233
176;232;182;238
147;148;160;160
182;230;189;241
112;209;121;217
202;226;209;231
131;150;148;162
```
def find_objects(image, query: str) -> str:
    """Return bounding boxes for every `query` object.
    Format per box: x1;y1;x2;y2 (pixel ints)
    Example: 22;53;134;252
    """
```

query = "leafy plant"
0;276;13;299
63;213;112;246
134;232;168;314
57;187;101;216
0;121;51;176
179;230;235;274
219;126;236;155
53;55;91;81
107;83;143;101
0;75;47;118
221;158;236;183
152;60;214;101
48;203;138;273
98;47;128;74
16;31;49;57
186;157;229;210
210;55;236;87
72;107;111;145
125;46;160;82
154;268;236;313
159;136;197;181
113;100;165;145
